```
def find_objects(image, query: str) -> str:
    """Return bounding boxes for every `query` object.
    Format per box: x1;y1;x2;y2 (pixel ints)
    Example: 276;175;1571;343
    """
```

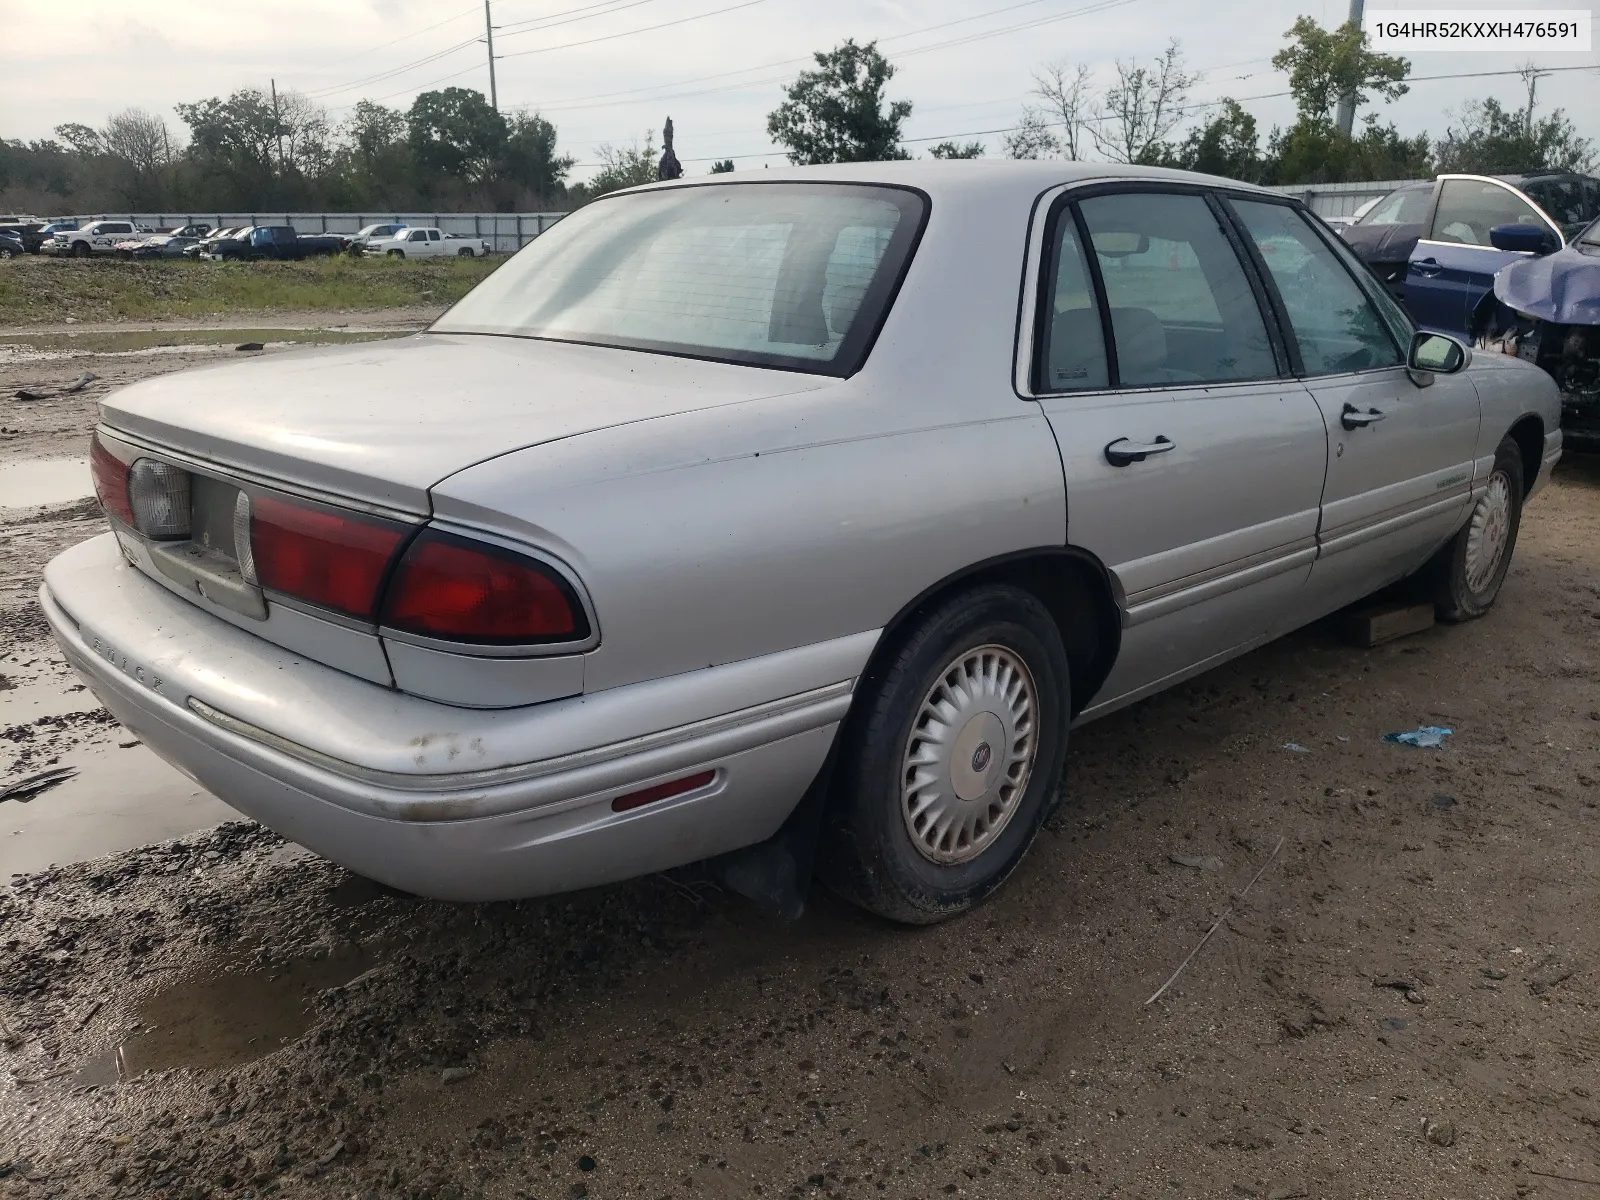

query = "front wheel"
1428;434;1525;621
388;249;404;258
818;584;1069;924
71;242;91;258
0;247;15;260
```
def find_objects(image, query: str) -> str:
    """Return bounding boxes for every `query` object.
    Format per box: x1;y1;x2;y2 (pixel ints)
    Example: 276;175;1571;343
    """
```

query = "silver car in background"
43;163;1561;923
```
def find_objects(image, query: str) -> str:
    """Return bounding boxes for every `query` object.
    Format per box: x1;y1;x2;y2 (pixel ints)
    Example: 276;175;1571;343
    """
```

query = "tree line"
1;14;1593;217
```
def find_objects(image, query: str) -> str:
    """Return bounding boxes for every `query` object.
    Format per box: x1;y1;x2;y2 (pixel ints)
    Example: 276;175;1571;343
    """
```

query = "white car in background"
44;220;151;257
365;227;492;258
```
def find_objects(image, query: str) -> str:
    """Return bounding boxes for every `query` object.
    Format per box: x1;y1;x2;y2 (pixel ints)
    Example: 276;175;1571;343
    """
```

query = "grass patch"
0;328;405;353
0;255;497;325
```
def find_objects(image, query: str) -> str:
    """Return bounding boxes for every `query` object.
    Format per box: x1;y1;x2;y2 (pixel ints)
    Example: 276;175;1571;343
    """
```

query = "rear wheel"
818;584;1069;924
1428;434;1525;621
457;247;474;257
0;247;15;260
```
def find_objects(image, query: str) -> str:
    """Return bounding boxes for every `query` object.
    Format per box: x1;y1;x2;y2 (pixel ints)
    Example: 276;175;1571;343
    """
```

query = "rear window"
1357;185;1433;227
433;183;926;375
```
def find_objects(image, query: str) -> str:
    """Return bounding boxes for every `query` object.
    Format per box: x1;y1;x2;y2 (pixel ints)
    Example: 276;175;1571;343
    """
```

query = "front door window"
1230;200;1404;376
1429;179;1550;246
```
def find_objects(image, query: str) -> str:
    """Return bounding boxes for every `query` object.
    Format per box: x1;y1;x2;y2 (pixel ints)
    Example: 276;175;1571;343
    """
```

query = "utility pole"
1521;63;1545;135
484;0;499;113
1334;0;1365;137
270;78;285;171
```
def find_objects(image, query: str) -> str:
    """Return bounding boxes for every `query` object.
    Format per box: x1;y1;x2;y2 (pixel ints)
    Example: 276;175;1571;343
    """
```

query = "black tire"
1427;434;1525;621
71;241;91;258
818;584;1069;924
0;248;15;260
457;247;474;257
388;249;404;259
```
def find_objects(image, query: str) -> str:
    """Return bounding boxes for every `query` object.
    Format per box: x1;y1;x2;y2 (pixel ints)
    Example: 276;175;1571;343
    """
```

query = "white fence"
1267;179;1421;218
77;212;569;254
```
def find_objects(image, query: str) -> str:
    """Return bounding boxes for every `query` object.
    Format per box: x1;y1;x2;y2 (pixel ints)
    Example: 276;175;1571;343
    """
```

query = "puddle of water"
1;740;239;877
0;459;91;511
74;944;377;1083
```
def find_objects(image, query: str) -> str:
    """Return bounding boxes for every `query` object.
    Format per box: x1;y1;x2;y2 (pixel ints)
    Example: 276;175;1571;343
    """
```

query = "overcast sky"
3;0;1597;182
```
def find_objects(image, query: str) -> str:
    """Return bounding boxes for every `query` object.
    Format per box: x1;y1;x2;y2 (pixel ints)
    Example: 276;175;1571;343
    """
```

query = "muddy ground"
1;333;1599;1199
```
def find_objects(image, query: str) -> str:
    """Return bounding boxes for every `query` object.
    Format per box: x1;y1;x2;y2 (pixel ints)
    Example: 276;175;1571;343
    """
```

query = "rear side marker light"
382;530;588;644
90;435;134;526
128;459;191;540
250;493;406;620
611;770;716;813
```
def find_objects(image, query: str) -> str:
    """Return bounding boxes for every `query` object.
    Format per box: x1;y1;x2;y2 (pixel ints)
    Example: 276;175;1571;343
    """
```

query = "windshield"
433;182;925;375
1578;217;1600;247
1357;184;1433;227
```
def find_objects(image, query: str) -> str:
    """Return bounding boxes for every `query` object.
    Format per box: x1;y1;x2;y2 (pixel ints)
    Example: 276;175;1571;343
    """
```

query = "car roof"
624;158;1288;203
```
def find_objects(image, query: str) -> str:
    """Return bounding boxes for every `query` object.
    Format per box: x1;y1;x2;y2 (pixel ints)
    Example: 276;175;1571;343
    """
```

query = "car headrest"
1109;307;1167;383
828;283;868;337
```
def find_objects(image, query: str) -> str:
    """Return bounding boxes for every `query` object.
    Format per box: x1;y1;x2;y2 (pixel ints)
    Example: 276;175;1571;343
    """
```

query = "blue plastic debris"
1382;726;1453;749
1283;743;1311;753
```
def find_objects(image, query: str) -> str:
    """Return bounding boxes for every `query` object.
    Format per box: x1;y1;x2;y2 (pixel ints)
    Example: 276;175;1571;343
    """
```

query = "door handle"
1104;436;1175;467
1341;403;1387;430
1411;257;1442;276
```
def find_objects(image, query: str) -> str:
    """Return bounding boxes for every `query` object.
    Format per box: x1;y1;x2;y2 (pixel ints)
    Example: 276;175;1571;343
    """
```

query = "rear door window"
1231;199;1403;376
1359;185;1433;227
427;229;441;241
1077;192;1277;387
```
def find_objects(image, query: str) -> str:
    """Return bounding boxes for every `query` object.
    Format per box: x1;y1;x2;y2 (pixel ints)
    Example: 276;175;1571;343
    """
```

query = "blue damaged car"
1478;214;1600;450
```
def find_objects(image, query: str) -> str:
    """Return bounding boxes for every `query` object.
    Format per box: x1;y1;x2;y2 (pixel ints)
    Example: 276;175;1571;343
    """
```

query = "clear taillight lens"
90;435;134;526
381;531;587;644
250;493;407;620
128;459;191;540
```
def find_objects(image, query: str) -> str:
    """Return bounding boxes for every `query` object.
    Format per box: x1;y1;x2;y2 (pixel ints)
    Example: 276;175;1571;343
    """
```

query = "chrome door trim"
1123;538;1318;627
1318;490;1473;558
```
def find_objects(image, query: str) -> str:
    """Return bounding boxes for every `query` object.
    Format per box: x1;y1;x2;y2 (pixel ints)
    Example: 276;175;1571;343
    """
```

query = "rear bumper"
42;535;866;900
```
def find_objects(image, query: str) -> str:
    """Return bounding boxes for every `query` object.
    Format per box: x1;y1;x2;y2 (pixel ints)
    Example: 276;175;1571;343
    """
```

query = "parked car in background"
365;226;491;258
185;227;244;259
47;163;1561;923
0;229;24;259
205;226;342;261
153;223;213;239
1341;172;1600;338
26;219;78;253
43;219;143;257
349;223;406;253
1478;214;1600;450
117;233;206;260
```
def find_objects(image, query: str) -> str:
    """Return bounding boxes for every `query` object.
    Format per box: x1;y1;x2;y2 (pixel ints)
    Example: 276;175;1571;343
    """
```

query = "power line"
314;4;480;68
496;0;664;39
304;36;483;99
497;0;773;61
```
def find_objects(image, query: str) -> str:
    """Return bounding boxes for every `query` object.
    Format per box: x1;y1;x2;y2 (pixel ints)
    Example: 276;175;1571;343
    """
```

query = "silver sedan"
43;163;1562;923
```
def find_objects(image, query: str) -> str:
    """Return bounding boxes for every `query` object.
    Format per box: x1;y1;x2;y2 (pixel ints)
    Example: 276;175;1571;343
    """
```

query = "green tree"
577;133;659;199
1003;110;1059;160
407;87;507;186
52;124;103;156
500;111;576;202
767;40;912;164
174;89;279;205
1172;100;1263;181
1266;114;1431;184
709;158;735;173
929;141;984;159
1272;15;1410;125
1435;96;1595;174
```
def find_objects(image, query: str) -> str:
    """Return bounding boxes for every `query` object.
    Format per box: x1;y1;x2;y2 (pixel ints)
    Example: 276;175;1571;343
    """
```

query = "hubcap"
900;645;1038;866
1464;470;1513;593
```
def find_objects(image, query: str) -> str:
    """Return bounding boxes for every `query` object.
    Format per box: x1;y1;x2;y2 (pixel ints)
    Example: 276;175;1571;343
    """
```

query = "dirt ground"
1;335;1598;1200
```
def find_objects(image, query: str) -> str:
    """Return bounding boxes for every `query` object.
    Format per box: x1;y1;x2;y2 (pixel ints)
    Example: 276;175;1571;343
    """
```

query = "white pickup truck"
42;219;153;257
363;227;492;258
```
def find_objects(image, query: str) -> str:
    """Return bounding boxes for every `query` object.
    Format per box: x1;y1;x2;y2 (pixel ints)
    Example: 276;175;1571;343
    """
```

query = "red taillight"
381;531;586;644
611;770;716;813
90;435;134;526
250;493;406;620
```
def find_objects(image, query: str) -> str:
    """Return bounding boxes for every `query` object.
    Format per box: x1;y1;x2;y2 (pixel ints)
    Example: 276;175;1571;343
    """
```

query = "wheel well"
857;550;1122;719
1507;415;1544;497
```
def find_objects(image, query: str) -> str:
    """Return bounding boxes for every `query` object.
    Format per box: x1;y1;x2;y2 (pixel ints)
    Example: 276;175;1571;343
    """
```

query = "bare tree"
100;109;173;174
274;91;332;176
1031;60;1094;160
1003;109;1059;160
1090;40;1200;164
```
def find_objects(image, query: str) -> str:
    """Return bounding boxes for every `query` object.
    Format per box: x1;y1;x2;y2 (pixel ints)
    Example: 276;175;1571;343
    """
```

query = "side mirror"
1407;330;1471;384
1489;223;1558;255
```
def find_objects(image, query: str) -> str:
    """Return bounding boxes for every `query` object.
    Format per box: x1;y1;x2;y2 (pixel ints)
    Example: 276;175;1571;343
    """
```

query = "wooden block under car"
1340;601;1436;648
